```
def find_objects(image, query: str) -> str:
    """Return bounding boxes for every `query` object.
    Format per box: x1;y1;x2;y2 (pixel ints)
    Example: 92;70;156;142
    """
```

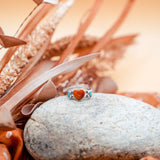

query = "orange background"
0;0;160;92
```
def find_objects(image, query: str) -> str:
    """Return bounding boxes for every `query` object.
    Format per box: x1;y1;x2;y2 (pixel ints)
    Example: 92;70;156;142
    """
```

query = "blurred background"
0;0;160;92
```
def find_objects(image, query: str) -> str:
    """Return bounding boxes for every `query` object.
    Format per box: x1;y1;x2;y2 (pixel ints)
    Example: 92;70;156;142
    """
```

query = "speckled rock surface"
24;93;160;160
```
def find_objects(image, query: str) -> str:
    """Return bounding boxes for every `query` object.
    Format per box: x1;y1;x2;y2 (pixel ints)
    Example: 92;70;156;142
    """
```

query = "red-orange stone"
73;90;85;100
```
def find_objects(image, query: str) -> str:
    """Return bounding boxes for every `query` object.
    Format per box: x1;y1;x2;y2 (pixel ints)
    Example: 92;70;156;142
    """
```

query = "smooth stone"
24;93;160;160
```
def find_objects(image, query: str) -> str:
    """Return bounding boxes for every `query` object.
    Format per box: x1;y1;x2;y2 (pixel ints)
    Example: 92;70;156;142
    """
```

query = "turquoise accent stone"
89;91;92;97
67;92;71;98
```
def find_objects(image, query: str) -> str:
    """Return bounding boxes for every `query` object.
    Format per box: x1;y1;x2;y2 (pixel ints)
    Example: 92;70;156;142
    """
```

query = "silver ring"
67;85;92;101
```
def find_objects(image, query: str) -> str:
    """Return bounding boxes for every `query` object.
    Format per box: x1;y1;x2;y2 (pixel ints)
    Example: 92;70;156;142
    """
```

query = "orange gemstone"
73;89;85;100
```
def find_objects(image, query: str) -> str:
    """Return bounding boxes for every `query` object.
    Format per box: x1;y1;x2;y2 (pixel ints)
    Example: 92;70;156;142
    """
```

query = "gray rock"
24;93;160;160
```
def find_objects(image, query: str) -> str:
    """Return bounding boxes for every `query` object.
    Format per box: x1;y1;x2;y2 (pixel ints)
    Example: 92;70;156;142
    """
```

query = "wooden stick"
91;0;135;53
55;0;103;65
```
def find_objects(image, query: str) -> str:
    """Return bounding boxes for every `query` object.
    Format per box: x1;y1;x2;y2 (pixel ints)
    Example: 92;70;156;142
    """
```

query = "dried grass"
0;0;75;97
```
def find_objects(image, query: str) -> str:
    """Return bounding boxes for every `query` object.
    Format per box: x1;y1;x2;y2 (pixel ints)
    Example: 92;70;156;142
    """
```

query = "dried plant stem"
0;3;53;73
15;37;52;84
46;35;97;57
15;3;54;38
0;27;4;34
0;0;75;97
91;0;135;53
47;34;136;57
0;60;54;107
55;0;103;66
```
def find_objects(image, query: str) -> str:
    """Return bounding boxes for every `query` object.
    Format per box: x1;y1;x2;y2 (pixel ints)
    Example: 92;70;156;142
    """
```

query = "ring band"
67;86;92;101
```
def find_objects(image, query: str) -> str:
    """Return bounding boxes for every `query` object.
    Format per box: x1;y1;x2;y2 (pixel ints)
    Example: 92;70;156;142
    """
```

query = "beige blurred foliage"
0;0;160;92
